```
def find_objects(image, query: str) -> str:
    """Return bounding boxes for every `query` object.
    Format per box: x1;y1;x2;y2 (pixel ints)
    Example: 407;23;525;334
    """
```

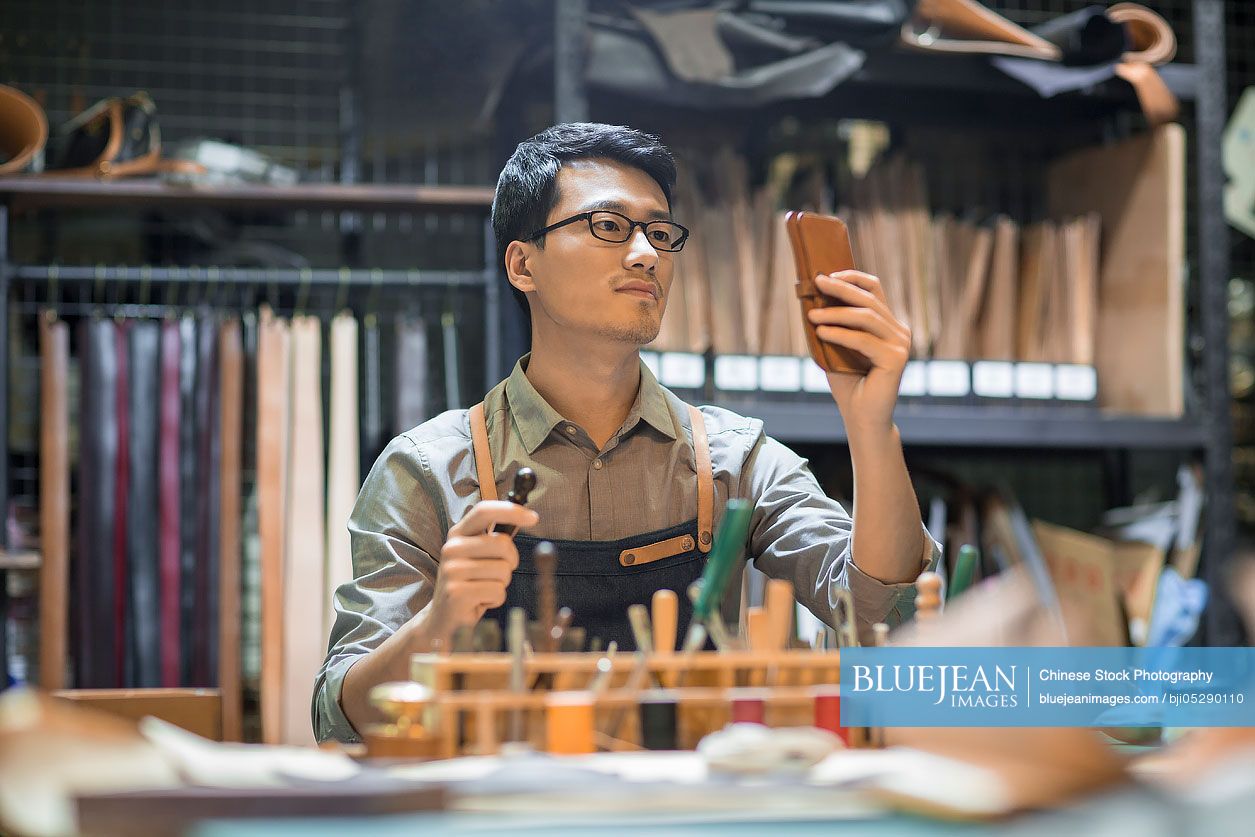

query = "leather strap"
688;405;713;553
127;320;162;688
113;321;131;686
282;315;326;746
325;313;359;639
360;314;383;480
469;402;497;502
76;318;119;688
217;318;244;741
192;314;220;686
394;314;430;433
619;532;696;567
178;315;198;685
257;306;291;744
38;311;69;690
158;321;182;688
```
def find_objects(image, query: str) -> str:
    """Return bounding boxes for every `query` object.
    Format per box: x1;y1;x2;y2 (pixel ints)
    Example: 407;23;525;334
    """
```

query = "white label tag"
972;361;1015;398
660;352;705;389
802;360;831;393
1055;364;1098;401
759;356;802;392
927;360;970;397
899;360;928;396
715;355;759;391
640;351;660;378
1015;363;1055;399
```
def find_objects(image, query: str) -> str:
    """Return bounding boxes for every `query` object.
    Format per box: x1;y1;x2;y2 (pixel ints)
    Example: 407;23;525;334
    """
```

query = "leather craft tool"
491;467;537;537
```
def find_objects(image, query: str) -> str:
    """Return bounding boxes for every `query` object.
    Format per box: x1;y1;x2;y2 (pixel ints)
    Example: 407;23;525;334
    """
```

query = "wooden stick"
764;579;795;651
651;589;679;655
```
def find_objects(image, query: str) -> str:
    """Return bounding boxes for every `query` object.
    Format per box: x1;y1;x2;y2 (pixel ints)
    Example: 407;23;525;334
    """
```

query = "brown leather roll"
38;312;69;690
1109;3;1177;66
0;85;47;175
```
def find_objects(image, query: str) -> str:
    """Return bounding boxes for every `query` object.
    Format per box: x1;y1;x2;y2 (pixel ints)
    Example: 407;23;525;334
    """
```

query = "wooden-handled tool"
492;467;537;536
651;589;678;655
534;541;557;653
681;500;753;655
763;579;795;651
915;572;943;620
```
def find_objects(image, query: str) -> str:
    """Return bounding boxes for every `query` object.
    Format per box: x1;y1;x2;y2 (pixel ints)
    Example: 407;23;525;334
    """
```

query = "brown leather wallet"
784;210;871;375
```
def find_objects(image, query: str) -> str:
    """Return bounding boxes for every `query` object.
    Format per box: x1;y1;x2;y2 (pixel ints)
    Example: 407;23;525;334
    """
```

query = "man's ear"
504;240;537;295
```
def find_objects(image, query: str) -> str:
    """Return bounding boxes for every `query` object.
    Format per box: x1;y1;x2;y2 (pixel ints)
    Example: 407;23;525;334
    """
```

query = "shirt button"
593;459;603;470
565;425;576;435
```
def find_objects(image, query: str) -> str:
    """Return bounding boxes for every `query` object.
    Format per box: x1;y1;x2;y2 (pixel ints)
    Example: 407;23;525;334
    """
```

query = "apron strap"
688;405;713;553
468;402;498;502
468;399;714;554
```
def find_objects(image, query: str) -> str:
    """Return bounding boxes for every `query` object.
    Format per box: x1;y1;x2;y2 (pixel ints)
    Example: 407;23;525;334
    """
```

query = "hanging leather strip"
76;318;119;688
360;314;383;480
178;314;198;685
158;319;182;687
394;314;430;433
325;312;359;639
197;311;222;686
126;319;162;688
282;315;325;746
38;311;69;690
113;320;131;687
256;306;291;744
217;317;244;741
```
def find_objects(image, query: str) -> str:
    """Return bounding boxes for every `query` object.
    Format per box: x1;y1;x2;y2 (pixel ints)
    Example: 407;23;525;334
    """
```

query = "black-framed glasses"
524;210;690;252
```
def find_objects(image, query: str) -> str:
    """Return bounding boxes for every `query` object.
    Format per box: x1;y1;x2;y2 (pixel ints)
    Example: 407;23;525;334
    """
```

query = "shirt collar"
503;353;678;455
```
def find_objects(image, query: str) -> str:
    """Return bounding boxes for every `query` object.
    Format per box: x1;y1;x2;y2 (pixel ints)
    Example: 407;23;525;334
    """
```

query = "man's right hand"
429;500;540;633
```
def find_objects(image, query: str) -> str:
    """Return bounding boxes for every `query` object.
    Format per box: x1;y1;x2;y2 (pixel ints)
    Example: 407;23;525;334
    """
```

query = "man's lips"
616;281;660;300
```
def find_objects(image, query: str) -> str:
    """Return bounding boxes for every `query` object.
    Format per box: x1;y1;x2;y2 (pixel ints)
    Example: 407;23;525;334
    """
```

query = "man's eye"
650;229;673;243
594;219;624;233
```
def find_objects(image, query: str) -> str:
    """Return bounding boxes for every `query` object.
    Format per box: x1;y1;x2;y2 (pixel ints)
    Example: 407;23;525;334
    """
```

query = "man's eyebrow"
577;199;672;221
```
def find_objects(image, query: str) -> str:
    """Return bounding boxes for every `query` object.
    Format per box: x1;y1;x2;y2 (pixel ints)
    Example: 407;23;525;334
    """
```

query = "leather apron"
469;401;715;651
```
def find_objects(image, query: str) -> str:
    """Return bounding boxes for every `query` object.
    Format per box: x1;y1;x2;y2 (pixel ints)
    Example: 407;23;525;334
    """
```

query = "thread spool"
813;686;849;746
729;689;768;725
545;692;595;755
638;692;679;750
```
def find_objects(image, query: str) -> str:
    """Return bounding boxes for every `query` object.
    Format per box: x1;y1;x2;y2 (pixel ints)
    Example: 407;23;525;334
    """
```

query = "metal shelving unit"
0;178;499;567
552;0;1236;642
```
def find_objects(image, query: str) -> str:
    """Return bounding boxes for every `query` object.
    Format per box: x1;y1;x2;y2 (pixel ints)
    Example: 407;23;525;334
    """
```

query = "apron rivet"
624;553;636;565
682;537;694;550
700;531;711;546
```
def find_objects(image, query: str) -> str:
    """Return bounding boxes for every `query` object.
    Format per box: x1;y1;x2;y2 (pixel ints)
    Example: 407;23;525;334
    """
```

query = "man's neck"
524;337;642;451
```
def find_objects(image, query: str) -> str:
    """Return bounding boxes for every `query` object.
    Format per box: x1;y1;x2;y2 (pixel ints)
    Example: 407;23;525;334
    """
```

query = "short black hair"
492;122;678;316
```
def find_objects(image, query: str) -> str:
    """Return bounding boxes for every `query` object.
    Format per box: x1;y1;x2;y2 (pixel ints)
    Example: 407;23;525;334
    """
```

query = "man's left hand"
806;270;911;433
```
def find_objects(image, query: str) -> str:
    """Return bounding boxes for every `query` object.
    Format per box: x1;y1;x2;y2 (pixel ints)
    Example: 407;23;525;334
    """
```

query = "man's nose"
624;228;659;273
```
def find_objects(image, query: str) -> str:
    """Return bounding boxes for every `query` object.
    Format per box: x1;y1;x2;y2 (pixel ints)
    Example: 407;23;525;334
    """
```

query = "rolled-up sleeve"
743;434;941;638
312;434;445;743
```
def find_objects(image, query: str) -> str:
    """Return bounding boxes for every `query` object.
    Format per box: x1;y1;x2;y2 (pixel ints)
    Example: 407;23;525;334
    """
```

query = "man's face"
513;158;676;345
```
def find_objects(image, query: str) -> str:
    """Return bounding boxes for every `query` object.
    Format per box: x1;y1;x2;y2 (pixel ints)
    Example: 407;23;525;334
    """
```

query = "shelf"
0;549;40;571
0;179;495;213
849;51;1197;103
714;399;1207;450
9;265;490;287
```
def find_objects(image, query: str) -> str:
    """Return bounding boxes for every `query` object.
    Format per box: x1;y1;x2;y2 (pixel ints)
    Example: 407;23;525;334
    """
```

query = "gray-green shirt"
314;356;940;743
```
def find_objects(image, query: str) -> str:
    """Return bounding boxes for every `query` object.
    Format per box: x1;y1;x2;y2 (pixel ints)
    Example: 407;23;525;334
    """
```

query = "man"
314;122;939;742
